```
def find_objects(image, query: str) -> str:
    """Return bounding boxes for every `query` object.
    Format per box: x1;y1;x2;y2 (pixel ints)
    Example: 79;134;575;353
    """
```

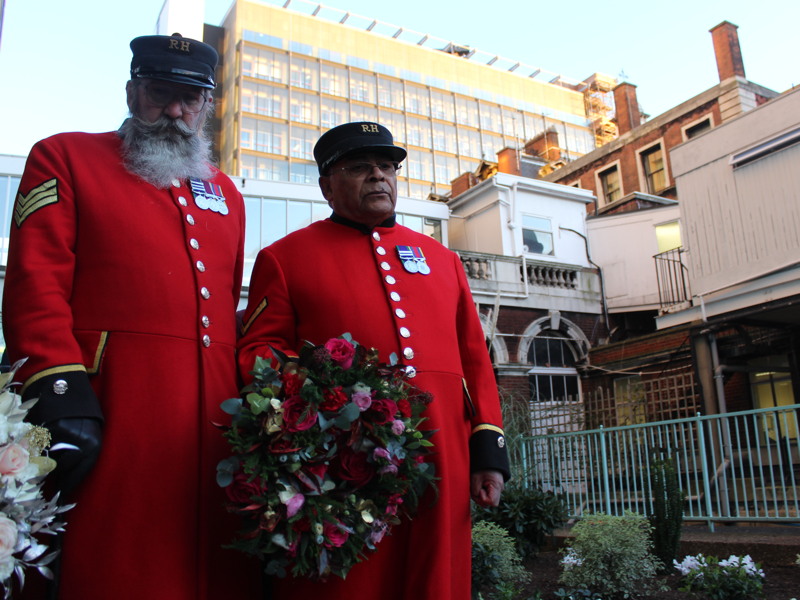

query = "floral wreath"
217;334;437;581
0;361;73;599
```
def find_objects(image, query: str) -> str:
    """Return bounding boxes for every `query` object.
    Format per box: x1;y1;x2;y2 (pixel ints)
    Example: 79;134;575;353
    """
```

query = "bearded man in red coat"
237;122;510;600
3;34;261;599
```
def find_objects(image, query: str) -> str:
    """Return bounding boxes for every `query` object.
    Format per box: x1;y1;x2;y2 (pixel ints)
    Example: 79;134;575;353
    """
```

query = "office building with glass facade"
216;0;598;202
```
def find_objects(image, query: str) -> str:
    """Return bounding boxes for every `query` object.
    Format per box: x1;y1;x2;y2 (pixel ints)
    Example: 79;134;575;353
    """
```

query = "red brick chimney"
710;21;745;81
524;129;561;162
613;82;641;135
450;171;478;198
497;147;521;176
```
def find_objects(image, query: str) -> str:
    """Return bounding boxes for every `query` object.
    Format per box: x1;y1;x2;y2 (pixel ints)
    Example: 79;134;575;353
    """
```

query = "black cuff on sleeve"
23;371;104;425
469;428;511;481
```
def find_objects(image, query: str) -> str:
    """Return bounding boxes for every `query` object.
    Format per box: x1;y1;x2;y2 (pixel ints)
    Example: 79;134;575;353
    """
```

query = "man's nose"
163;98;184;119
367;165;386;180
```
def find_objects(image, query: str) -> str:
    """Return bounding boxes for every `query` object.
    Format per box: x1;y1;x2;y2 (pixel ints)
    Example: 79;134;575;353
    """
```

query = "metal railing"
654;247;691;309
518;404;800;529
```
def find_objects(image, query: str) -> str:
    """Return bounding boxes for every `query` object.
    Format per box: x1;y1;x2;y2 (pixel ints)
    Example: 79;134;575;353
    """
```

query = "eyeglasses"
143;82;208;113
333;162;401;178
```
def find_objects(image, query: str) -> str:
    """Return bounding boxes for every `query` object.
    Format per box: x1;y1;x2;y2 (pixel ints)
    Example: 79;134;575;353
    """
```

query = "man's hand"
48;417;103;498
470;469;505;507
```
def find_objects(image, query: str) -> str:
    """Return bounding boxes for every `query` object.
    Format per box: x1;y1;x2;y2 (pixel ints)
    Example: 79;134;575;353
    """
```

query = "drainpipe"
559;226;609;341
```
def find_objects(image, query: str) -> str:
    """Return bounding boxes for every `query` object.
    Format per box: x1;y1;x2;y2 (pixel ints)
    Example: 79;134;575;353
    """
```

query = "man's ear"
319;176;333;204
125;80;135;113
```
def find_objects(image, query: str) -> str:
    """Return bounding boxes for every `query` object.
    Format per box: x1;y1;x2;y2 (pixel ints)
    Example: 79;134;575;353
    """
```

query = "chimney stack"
525;129;561;162
497;147;521;176
613;82;641;135
710;21;745;81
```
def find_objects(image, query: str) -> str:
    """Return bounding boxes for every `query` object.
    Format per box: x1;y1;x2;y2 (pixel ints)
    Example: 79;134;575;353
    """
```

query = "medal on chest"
189;178;229;215
396;245;431;275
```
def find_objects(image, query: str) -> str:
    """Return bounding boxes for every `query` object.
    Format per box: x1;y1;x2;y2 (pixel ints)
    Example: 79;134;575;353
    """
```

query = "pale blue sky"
1;0;797;157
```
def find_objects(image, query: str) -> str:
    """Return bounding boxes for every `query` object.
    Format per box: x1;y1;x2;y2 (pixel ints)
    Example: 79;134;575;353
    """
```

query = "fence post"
599;425;612;514
695;413;715;532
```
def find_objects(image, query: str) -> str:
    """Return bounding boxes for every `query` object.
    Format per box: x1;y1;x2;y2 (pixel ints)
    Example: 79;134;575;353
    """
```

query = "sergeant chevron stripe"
14;178;58;227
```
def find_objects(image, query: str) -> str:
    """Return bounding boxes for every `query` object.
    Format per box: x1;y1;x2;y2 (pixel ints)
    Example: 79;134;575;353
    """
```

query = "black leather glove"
23;371;105;497
47;417;103;498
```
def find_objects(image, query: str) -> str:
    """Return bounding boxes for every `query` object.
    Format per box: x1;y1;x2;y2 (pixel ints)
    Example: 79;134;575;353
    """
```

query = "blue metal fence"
519;404;800;530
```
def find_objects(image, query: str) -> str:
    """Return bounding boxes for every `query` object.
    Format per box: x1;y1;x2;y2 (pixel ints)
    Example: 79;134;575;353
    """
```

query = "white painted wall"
671;87;800;297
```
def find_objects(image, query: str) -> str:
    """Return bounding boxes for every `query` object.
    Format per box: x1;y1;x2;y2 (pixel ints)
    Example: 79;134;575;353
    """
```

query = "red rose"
225;472;267;505
320;386;348;412
332;447;375;488
397;398;412;418
366;398;398;425
324;338;356;369
281;371;305;396
282;395;318;432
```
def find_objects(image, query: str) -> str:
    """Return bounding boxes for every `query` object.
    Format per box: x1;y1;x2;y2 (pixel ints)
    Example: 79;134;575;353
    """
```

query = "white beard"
118;115;215;189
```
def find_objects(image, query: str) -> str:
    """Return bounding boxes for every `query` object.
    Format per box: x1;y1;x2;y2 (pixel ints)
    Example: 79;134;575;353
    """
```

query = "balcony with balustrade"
457;250;602;313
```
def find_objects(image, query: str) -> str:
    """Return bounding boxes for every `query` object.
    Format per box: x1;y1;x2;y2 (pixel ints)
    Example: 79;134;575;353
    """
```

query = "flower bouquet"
217;334;437;581
0;361;73;599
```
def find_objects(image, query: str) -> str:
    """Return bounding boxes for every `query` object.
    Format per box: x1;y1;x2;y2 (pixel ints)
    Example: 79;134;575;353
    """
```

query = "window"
289;91;318;124
320;65;347;97
614;376;646;425
290;56;318;90
349;71;375;103
598;165;621;204
527;330;580;402
0;175;20;266
404;85;429;117
377;78;404;110
655;221;682;253
641;145;667;194
289;127;316;159
522;215;554;255
684;118;712;140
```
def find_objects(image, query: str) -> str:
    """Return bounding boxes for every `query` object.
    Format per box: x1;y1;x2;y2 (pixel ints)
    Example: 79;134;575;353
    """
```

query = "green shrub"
473;484;567;559
558;512;663;599
648;453;685;571
471;520;531;600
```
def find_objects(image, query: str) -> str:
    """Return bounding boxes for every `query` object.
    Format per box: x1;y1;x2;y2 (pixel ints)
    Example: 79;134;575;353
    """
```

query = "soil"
523;550;799;599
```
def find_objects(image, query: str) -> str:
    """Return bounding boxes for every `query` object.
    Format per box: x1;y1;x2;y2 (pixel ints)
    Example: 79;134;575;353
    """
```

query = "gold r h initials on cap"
361;124;379;133
169;39;191;52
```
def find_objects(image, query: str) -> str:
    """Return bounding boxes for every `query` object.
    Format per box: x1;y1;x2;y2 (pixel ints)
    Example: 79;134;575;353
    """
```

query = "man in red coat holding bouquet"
237;121;510;599
3;34;261;599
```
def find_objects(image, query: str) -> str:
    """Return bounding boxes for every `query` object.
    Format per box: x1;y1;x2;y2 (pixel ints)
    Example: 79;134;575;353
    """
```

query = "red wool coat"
3;131;261;599
237;216;509;600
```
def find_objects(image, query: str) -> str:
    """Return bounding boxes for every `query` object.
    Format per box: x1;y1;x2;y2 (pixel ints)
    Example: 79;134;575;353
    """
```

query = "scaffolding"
582;74;618;148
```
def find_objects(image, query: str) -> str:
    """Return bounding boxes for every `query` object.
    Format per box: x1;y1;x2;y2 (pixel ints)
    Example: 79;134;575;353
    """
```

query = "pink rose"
378;464;398;475
391;419;405;435
0;443;29;477
365;398;398;425
373;447;391;461
285;493;305;518
324;338;356;369
0;515;17;562
323;521;350;548
352;391;372;411
281;395;318;432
